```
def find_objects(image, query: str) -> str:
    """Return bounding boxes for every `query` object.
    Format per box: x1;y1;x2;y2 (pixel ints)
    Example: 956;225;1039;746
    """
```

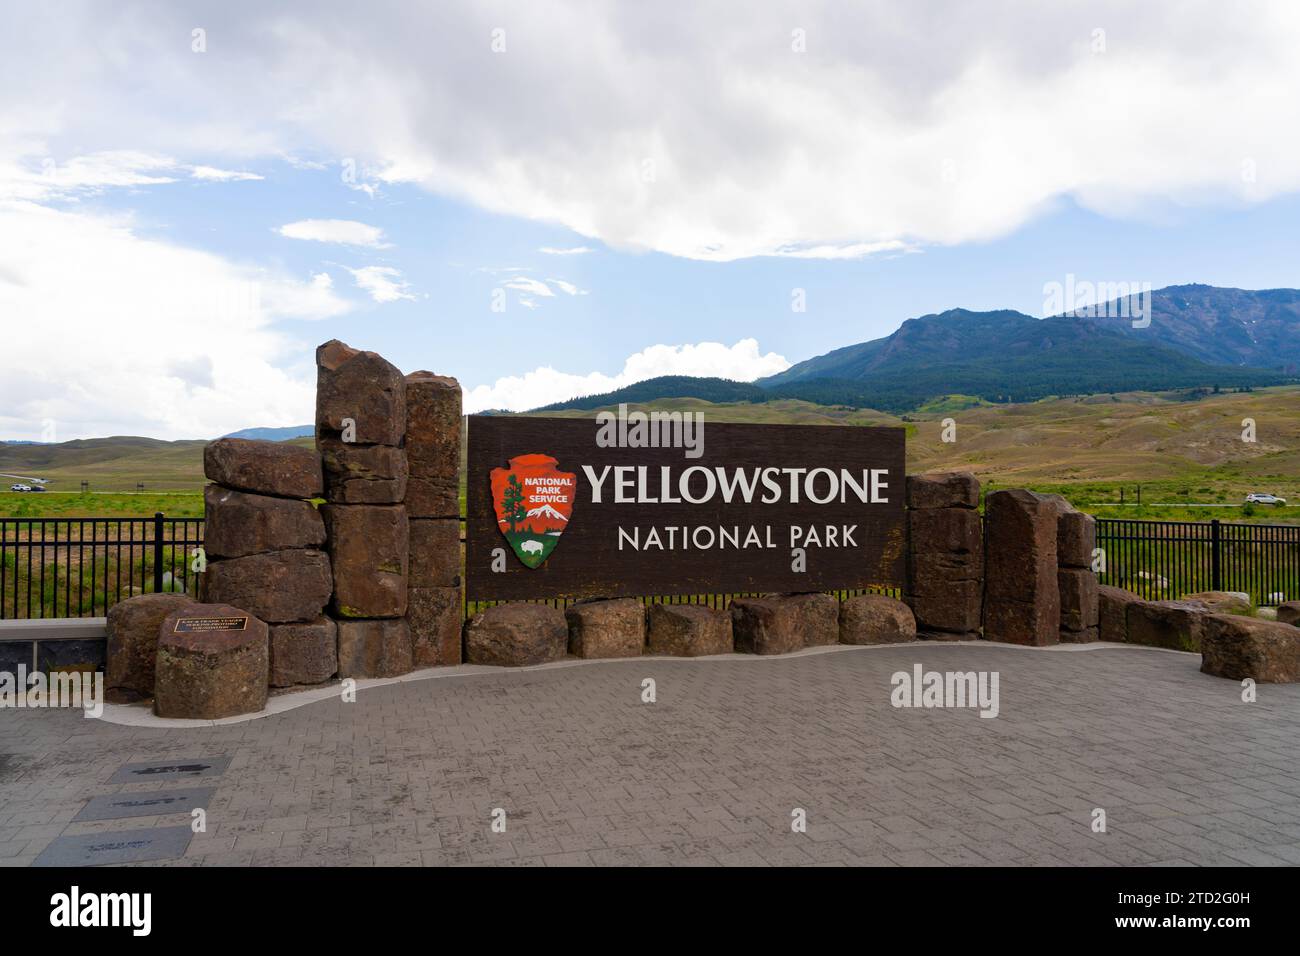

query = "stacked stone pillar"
201;438;334;686
983;489;1061;645
1057;507;1100;642
403;371;464;666
903;472;983;640
315;340;412;678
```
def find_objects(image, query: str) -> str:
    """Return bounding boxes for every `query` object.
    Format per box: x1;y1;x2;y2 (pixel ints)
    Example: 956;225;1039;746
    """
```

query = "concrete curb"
92;639;1195;729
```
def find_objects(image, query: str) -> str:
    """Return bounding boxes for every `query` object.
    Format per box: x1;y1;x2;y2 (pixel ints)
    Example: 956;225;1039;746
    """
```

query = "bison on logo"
490;454;576;568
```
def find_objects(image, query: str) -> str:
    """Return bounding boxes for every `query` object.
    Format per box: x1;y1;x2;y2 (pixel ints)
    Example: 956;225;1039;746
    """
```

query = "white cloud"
539;246;594;256
191;165;263;182
278;218;389;247
0;200;351;441
0;150;178;202
503;276;554;297
6;4;1300;261
499;275;585;305
463;339;790;412
347;265;414;302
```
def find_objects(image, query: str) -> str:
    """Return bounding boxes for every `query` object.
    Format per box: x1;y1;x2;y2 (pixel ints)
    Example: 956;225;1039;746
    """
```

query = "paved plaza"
3;642;1299;867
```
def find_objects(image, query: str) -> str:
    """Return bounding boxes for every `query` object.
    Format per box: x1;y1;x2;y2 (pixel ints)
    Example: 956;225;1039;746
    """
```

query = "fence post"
1210;518;1222;591
153;512;165;594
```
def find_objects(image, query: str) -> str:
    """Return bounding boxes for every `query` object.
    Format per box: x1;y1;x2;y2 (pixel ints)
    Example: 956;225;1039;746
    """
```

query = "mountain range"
539;285;1299;414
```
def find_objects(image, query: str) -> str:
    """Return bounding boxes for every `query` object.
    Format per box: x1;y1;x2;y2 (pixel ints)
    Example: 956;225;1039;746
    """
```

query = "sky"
2;1;1300;441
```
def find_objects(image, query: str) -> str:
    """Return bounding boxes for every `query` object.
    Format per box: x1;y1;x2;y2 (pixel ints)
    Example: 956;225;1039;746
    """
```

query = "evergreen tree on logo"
501;473;527;534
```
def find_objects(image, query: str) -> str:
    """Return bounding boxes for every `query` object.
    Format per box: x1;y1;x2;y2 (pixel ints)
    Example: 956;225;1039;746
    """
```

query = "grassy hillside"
3;387;1297;521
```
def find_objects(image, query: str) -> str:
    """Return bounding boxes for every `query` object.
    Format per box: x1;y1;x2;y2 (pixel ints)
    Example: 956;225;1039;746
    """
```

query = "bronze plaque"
173;616;249;633
466;414;905;601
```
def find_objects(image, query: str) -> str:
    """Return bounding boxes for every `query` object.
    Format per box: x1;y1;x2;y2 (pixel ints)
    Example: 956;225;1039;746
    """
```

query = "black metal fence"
1095;518;1299;605
3;512;1296;619
0;513;203;619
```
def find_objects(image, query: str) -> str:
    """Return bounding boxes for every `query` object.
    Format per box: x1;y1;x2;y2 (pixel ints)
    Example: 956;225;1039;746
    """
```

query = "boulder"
839;593;917;644
154;603;269;719
408;587;463;667
336;618;413;678
983;489;1061;646
408;518;462;588
1058;567;1100;632
785;593;840;647
1183;591;1252;615
566;598;645;659
315;339;406;446
203;549;332;623
646;603;733;657
1098;585;1142;643
268;616;338;686
464;603;568;666
1278;602;1300;627
1201;614;1300;682
905;472;980;510
905;506;983;638
318;439;408;504
1126;600;1209;652
1057;511;1097;569
404;372;461;518
1060;626;1099;644
105;593;196;702
203;438;323;500
203;484;326;559
731;593;837;655
322;504;409;618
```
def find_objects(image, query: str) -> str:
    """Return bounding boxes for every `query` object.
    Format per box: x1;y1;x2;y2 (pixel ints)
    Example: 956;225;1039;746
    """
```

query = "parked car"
9;483;30;492
1245;493;1287;505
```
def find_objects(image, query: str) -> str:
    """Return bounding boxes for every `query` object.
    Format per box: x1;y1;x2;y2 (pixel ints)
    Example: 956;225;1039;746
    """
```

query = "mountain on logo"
525;503;568;529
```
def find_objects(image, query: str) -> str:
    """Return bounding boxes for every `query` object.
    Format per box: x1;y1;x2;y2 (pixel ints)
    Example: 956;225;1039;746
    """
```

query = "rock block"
839;593;917;644
1057;511;1096;569
1278;601;1300;627
315;339;406;446
464;603;568;666
1058;567;1100;632
1127;600;1209;652
646;603;733;657
1098;585;1142;643
731;593;837;655
203;438;323;500
154;603;269;718
408;587;462;667
336;618;413;678
905;507;983;637
322;504;408;618
984;489;1061;646
318;439;408;504
408;518;461;588
105;593;196;702
203;549;332;624
269;616;338;686
566;598;645;659
1201;614;1300;682
905;472;979;510
404;371;461;518
203;484;325;559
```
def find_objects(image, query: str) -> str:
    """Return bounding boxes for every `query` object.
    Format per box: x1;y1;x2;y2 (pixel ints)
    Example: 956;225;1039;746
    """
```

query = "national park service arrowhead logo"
491;454;576;568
